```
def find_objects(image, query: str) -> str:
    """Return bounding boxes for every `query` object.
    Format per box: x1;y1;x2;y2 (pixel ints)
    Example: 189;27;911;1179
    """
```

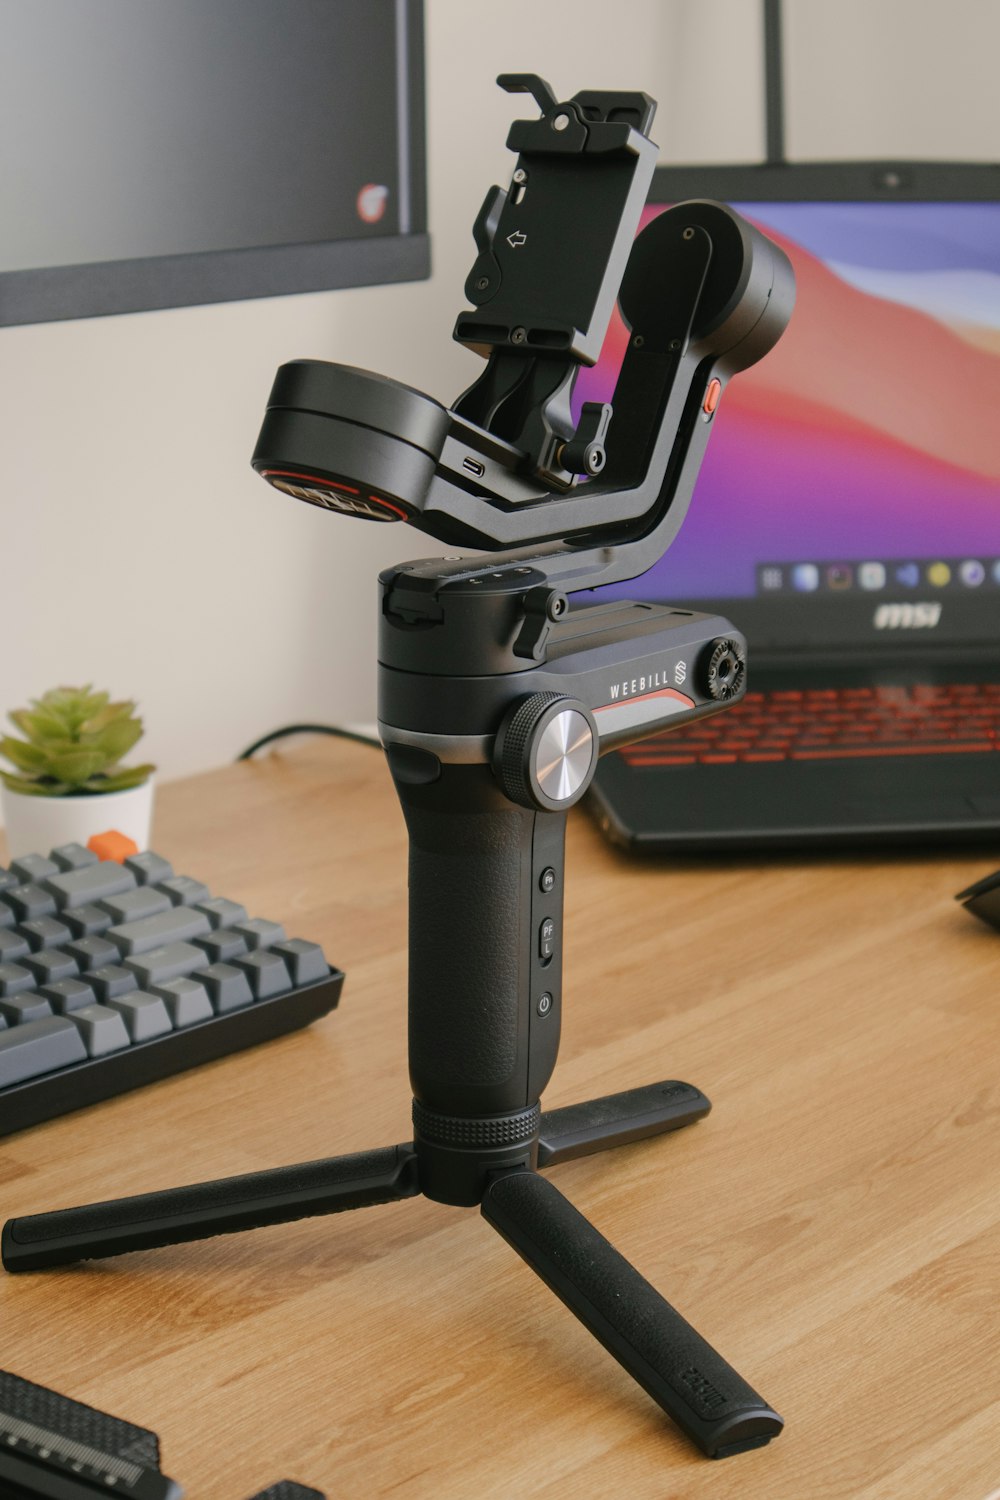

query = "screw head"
475;276;489;291
511;326;527;345
513;168;527;184
683;226;695;240
632;334;645;349
552;112;570;132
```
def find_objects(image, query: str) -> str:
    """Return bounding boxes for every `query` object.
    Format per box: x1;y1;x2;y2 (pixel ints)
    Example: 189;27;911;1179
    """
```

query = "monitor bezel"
635;159;1000;654
0;0;429;327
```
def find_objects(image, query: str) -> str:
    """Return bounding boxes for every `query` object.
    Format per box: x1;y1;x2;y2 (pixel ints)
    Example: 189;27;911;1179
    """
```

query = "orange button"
87;829;140;863
703;378;722;415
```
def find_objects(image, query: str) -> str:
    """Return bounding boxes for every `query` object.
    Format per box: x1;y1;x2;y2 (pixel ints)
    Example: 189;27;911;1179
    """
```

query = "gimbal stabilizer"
3;77;794;1461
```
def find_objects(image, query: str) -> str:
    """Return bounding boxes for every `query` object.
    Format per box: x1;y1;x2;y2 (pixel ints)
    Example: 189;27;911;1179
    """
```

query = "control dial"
702;638;747;701
494;693;598;812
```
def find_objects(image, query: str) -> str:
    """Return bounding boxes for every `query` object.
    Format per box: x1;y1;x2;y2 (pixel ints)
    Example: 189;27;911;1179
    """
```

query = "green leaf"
83;763;155;793
9;707;73;746
84;717;144;765
44;747;110;785
0;736;50;773
80;701;137;737
0;771;68;797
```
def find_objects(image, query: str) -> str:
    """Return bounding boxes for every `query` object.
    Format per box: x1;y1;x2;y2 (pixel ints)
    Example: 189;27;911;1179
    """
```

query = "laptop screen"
583;166;1000;653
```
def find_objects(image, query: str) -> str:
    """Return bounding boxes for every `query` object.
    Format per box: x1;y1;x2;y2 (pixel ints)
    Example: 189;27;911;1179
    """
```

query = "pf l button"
702;378;722;418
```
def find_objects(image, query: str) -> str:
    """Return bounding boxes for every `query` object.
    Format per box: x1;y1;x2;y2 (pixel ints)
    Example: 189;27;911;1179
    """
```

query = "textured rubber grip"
482;1172;783;1458
2;1145;419;1272
395;763;562;1117
537;1080;711;1166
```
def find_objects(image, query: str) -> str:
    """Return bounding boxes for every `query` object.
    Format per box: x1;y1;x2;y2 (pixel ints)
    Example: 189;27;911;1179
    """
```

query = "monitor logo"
874;602;942;630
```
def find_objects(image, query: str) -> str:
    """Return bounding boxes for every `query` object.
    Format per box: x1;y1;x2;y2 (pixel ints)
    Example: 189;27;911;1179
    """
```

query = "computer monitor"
0;0;427;325
578;161;1000;654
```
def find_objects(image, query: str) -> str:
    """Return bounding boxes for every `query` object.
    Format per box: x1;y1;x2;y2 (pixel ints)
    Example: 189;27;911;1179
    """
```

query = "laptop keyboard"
0;843;343;1136
621;683;1000;766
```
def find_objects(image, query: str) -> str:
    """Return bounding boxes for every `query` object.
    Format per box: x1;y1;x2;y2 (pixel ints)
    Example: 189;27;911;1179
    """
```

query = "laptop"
583;160;1000;852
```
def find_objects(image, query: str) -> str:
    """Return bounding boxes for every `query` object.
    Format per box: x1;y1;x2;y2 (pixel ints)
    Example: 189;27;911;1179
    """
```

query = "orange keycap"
87;829;140;863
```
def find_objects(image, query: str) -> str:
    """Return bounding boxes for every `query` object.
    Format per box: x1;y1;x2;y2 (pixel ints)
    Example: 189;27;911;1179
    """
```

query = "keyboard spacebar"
0;1016;88;1086
124;942;208;987
108;907;211;956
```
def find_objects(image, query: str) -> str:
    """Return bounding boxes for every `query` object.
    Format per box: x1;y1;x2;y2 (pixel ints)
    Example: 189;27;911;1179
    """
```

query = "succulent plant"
0;686;155;797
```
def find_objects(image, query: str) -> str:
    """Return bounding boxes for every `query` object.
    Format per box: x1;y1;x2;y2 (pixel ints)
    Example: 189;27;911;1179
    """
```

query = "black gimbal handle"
394;763;565;1123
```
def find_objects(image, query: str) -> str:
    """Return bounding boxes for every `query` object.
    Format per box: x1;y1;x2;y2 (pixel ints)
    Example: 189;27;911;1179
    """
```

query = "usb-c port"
462;456;486;477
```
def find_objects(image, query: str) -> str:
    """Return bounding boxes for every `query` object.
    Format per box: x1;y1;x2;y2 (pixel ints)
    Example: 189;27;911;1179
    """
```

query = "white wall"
0;0;995;785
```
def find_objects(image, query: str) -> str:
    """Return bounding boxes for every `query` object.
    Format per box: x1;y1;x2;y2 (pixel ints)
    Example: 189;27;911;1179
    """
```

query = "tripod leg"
537;1081;710;1167
2;1144;419;1273
482;1171;782;1459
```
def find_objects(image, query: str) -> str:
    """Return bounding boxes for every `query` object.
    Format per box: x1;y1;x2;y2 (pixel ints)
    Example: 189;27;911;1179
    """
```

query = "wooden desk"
2;738;999;1499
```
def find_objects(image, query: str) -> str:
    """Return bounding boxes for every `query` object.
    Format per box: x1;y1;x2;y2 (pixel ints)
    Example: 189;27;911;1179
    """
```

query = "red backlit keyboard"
621;683;1000;767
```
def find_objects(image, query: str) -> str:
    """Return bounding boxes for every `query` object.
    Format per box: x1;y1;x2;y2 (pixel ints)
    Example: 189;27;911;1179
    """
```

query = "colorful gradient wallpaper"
576;202;1000;599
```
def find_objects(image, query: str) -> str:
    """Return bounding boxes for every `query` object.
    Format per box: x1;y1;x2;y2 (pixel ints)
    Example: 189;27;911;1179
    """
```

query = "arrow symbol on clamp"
506;231;527;248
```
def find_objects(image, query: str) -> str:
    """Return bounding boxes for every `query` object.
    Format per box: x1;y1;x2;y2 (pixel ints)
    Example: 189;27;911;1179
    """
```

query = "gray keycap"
124;942;207;987
0;1015;87;1086
68;1003;131;1057
151;978;213;1028
63;935;120;973
98;887;172;925
124;851;174;886
63;904;114;939
233;918;287;950
234;951;291;1000
2;884;57;921
0;994;53;1026
18;916;73;952
195;897;249;930
50;842;99;872
193;963;254;1013
0;963;36;998
0;868;16;893
21;949;79;986
38;978;98;1014
88;964;139;1001
11;853;59;883
157;875;211;907
43;862;136;909
0;930;30;963
192;928;248;964
272;939;330;987
0;903;13;929
107;907;212;958
107;992;173;1042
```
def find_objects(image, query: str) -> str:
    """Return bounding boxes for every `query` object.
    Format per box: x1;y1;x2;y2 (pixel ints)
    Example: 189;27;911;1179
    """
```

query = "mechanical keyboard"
0;842;343;1137
620;682;1000;767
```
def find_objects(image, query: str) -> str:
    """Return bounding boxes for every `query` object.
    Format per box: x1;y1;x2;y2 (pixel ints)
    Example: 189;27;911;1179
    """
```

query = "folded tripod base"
1;1080;782;1462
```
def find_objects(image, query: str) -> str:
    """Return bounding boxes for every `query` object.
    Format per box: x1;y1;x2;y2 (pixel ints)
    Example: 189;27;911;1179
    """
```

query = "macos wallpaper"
578;201;1000;600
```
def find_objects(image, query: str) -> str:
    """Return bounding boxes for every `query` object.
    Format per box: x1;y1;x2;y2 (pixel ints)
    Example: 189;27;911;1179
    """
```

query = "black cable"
236;723;381;760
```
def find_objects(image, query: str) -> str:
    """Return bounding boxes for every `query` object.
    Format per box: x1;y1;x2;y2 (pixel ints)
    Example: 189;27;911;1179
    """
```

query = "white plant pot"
1;777;155;860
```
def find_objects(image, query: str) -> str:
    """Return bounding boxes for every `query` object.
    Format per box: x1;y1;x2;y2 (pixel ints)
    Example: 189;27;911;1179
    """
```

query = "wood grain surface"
2;736;999;1499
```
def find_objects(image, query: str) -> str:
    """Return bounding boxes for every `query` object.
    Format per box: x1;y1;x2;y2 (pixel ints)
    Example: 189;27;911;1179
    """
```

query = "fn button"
539;918;555;962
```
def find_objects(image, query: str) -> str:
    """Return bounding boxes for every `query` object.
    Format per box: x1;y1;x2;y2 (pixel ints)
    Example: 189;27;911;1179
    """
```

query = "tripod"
3;76;793;1460
0;580;783;1460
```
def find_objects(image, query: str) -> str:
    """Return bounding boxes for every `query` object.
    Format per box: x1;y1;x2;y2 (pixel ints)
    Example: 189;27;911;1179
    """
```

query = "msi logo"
874;602;942;630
